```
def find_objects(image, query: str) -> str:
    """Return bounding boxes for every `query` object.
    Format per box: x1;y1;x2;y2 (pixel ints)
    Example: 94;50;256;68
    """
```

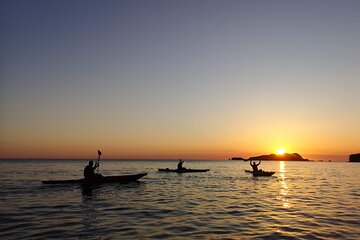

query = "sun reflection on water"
277;161;291;208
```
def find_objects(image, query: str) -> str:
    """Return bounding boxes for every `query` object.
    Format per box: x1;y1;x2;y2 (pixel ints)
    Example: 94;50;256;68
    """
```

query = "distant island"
349;153;360;162
231;153;309;161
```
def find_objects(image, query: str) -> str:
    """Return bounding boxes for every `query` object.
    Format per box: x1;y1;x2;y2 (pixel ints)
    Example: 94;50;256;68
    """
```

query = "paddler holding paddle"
84;150;103;181
177;159;185;170
250;160;262;173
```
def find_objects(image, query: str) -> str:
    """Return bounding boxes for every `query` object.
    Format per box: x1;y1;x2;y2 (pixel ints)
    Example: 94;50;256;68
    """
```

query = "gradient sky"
1;0;360;160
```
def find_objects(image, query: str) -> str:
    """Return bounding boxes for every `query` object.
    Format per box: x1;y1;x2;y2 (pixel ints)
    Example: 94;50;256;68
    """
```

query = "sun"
277;148;286;155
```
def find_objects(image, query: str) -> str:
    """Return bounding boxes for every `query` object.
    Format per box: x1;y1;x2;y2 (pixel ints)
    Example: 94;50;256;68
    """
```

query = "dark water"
0;160;359;239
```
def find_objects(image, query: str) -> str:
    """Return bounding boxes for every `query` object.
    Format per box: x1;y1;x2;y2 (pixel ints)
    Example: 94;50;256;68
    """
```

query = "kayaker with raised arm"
177;159;185;170
250;160;262;173
86;150;103;181
84;160;103;181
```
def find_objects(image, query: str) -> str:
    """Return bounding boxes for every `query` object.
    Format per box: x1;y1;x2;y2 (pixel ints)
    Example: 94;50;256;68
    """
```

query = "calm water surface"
0;160;359;239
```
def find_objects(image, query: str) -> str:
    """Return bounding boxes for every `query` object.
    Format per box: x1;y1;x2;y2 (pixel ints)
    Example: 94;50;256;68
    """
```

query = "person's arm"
93;162;99;170
256;160;261;166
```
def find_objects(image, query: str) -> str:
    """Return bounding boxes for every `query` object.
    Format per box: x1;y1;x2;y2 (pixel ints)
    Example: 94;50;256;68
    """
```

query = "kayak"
158;168;209;173
42;173;147;185
245;170;275;177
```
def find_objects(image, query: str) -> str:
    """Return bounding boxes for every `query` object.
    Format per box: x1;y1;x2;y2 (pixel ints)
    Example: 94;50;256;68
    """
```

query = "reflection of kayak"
42;173;147;185
158;168;209;173
244;170;275;177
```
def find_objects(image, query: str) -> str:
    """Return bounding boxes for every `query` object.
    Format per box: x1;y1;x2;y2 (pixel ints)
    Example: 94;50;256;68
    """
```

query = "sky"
1;0;360;160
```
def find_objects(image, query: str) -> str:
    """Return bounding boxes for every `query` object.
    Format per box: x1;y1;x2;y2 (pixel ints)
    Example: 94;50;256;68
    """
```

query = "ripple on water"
0;160;359;239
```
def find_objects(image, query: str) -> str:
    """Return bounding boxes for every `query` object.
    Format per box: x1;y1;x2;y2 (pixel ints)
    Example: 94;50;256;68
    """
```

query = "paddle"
97;150;102;172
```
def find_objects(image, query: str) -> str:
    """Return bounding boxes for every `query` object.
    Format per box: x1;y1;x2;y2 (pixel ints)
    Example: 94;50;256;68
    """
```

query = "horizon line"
0;158;348;162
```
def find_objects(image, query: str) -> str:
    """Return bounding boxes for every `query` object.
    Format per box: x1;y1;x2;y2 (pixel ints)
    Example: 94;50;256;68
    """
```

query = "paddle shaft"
97;155;100;171
97;150;101;172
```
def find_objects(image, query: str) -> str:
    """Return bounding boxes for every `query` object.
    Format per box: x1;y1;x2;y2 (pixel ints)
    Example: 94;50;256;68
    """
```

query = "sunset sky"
1;0;359;160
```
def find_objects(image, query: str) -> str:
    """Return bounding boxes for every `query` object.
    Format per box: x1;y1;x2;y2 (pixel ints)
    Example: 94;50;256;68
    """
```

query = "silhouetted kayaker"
84;160;102;180
177;159;185;170
250;160;262;172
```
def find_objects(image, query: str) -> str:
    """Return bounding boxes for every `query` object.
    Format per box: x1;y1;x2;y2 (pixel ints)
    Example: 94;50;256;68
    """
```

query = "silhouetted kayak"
42;173;147;185
245;170;275;177
158;168;209;173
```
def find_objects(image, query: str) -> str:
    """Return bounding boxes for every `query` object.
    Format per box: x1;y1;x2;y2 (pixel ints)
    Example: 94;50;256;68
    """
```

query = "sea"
0;159;359;240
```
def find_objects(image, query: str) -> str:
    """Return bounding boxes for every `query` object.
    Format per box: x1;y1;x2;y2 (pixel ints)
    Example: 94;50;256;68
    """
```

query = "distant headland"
349;153;360;162
231;153;309;161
